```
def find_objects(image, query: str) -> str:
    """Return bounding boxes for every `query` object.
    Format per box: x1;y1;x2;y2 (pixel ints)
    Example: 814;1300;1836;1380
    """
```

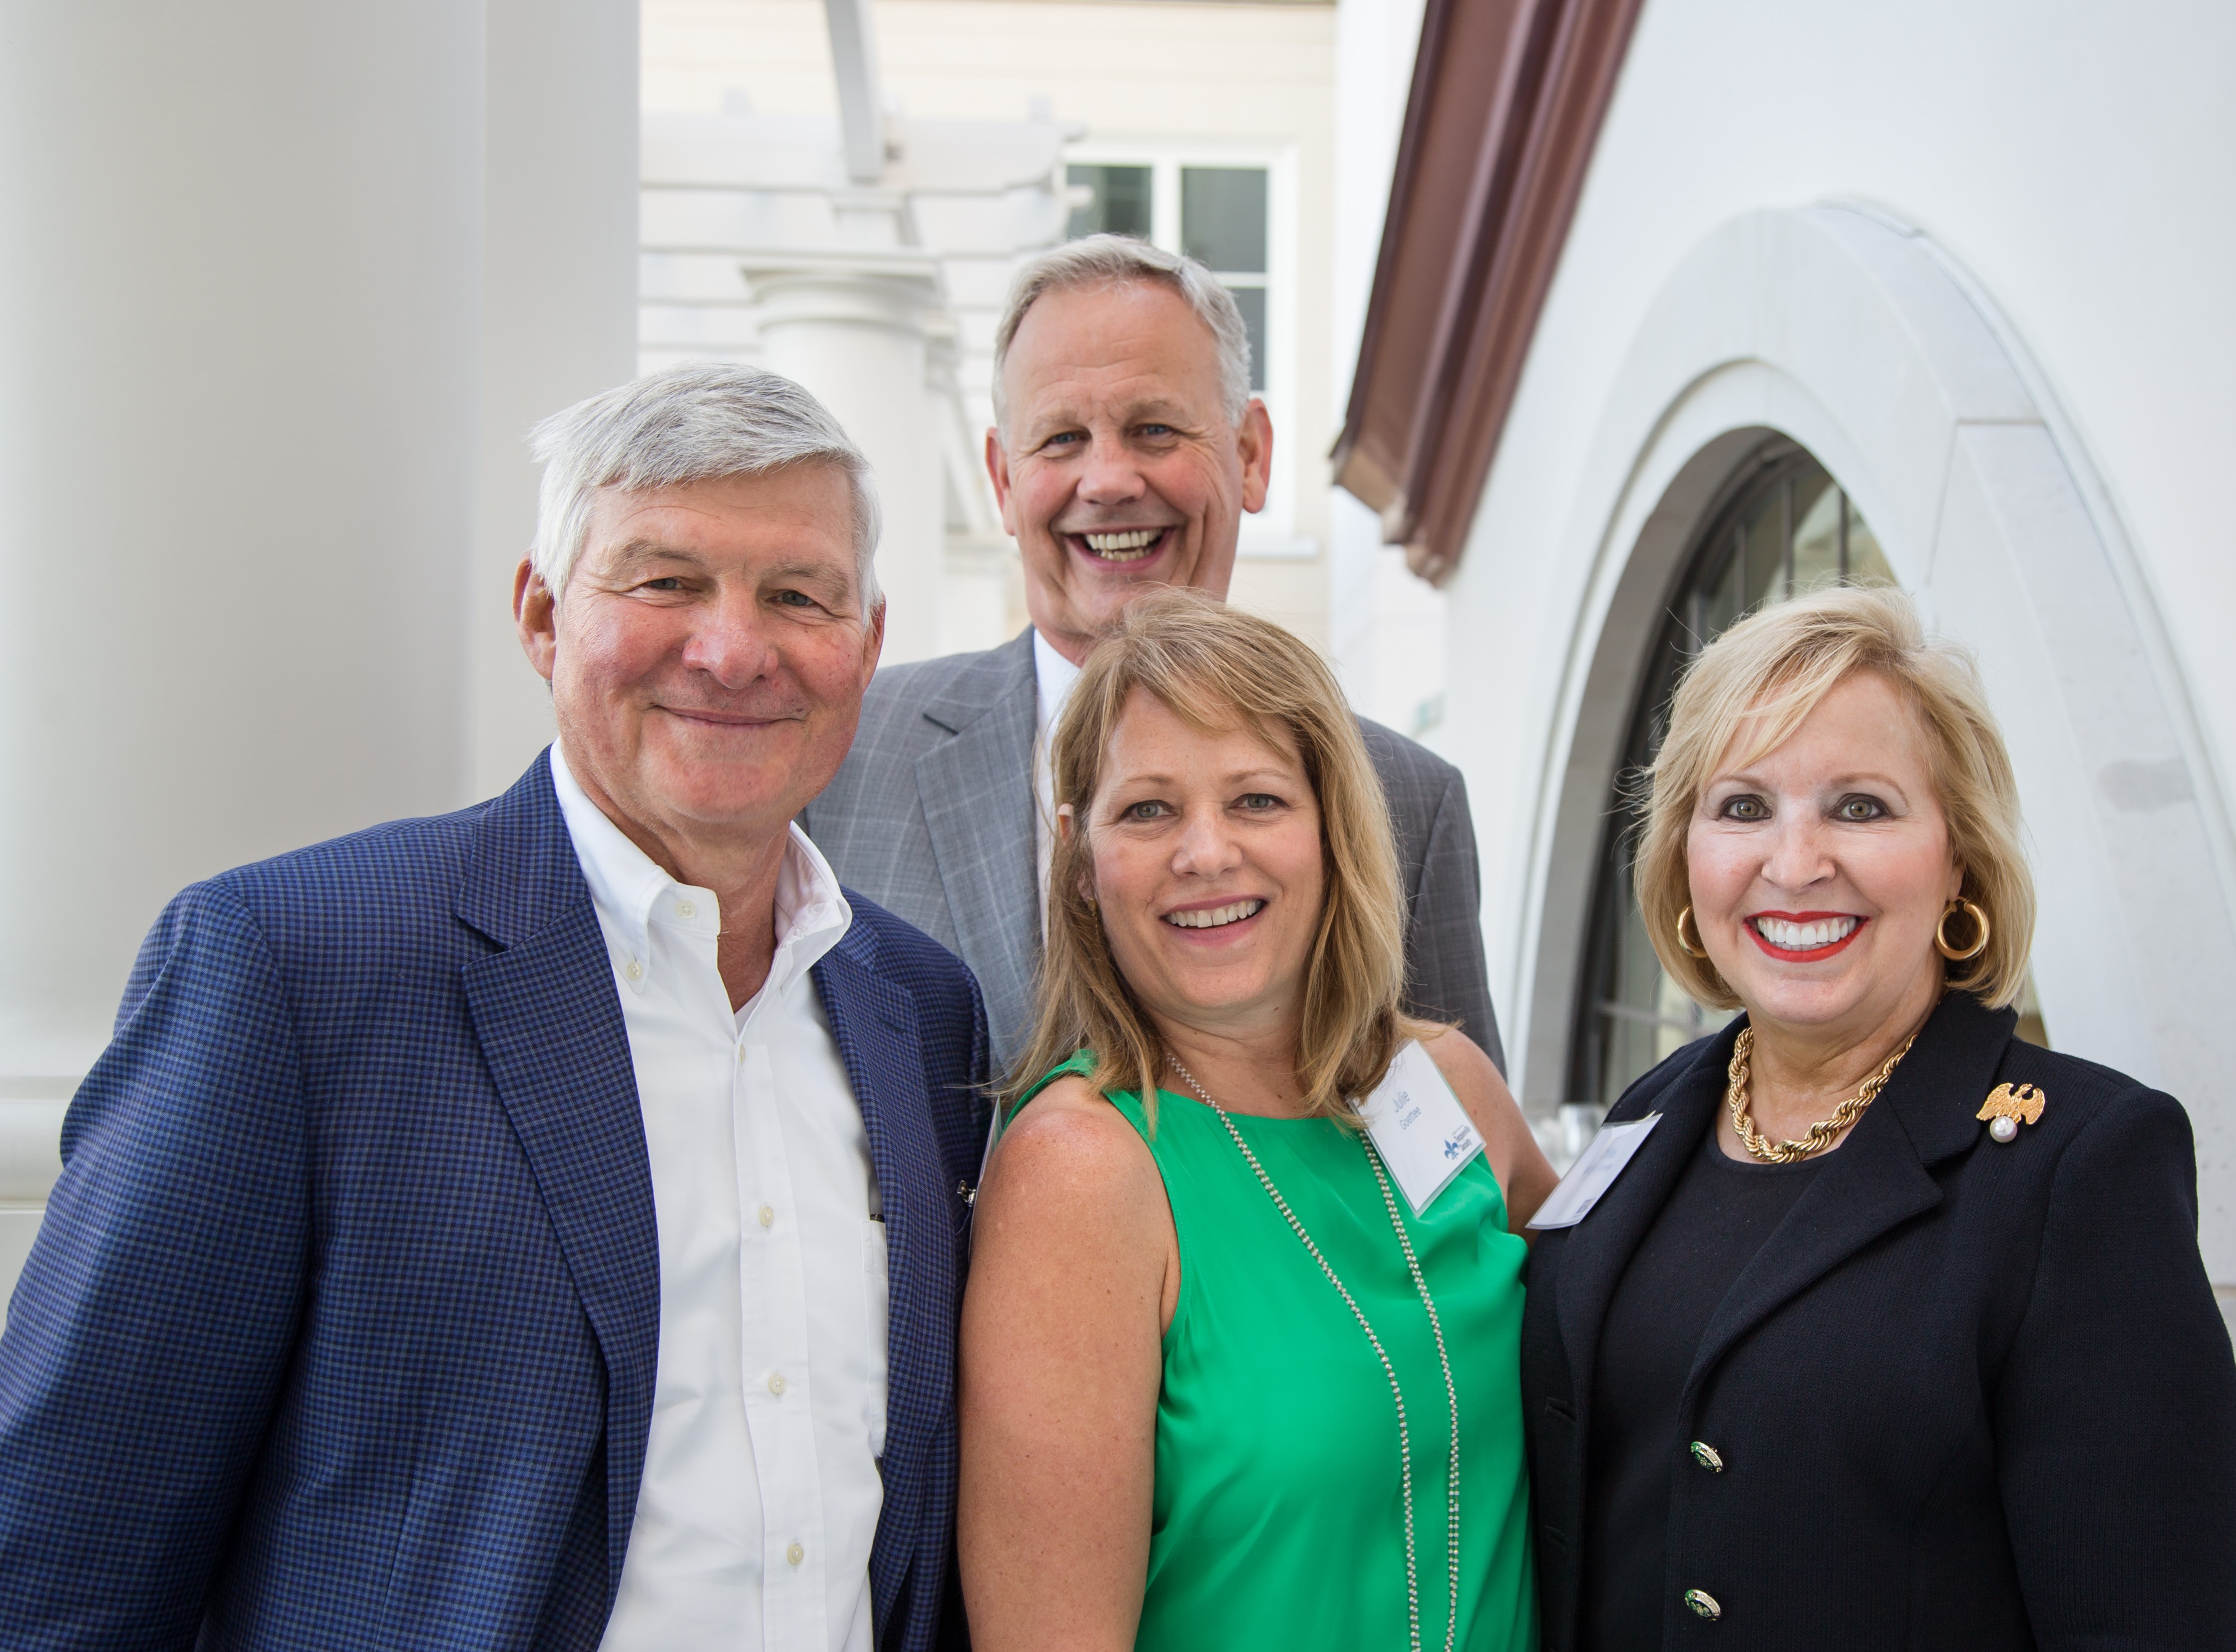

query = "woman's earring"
1676;904;1710;959
1935;898;1990;962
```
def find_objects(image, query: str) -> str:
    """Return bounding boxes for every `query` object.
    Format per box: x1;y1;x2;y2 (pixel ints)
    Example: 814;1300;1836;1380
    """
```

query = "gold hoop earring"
1676;904;1710;959
1935;898;1990;962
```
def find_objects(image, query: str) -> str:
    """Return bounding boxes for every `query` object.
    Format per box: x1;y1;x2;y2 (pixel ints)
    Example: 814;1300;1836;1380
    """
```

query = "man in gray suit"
804;234;1501;1076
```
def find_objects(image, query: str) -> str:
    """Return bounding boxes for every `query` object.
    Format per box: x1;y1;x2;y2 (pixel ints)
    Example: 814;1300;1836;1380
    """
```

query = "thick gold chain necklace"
1725;1024;1920;1163
1167;1056;1460;1652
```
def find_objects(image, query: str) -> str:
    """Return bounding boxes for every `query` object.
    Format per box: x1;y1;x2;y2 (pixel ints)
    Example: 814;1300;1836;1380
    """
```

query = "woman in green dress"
959;589;1557;1652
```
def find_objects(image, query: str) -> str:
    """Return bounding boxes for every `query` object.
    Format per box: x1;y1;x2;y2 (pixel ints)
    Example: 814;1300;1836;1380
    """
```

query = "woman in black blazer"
1522;586;2236;1651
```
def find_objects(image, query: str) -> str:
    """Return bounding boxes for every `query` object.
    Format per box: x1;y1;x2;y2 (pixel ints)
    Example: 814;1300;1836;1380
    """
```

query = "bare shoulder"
979;1076;1164;1228
971;1073;1179;1330
1417;1026;1503;1116
1415;1025;1558;1232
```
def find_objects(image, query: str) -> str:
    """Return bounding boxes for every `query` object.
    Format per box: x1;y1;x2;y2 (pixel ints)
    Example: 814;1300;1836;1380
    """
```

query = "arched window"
1569;439;1897;1110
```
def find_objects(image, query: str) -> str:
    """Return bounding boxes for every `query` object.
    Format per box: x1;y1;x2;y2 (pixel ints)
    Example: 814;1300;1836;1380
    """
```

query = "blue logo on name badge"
1443;1132;1468;1160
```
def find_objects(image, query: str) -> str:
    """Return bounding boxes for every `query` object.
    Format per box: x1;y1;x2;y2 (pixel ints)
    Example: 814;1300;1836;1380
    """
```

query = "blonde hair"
1635;584;2035;1010
1007;588;1427;1127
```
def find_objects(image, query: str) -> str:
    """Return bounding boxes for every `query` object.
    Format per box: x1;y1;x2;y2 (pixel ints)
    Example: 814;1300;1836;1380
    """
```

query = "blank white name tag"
1362;1041;1485;1216
1526;1113;1662;1230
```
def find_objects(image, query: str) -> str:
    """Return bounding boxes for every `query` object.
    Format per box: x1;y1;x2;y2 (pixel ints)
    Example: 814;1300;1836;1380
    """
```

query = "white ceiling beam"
823;0;885;184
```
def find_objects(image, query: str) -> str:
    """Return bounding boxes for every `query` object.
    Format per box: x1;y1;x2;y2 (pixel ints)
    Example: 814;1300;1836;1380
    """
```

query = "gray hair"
991;234;1252;432
529;362;882;611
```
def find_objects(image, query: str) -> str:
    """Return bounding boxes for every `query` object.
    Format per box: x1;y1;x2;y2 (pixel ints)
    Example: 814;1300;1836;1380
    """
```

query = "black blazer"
1521;992;2236;1651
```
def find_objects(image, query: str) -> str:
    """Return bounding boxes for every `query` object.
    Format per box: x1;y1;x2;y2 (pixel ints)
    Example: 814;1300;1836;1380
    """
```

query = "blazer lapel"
813;934;957;1637
1554;1032;1732;1430
1687;993;2015;1391
455;753;660;1603
914;628;1040;1064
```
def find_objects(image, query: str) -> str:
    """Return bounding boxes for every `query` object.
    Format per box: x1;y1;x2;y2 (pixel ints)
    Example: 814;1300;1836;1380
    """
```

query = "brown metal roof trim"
1332;0;1644;583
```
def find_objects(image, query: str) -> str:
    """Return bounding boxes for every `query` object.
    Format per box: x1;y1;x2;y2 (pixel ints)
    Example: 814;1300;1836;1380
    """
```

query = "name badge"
1362;1041;1485;1216
1526;1113;1662;1230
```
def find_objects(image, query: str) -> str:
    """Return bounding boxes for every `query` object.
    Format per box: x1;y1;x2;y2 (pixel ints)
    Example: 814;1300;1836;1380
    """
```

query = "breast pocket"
861;1218;890;1460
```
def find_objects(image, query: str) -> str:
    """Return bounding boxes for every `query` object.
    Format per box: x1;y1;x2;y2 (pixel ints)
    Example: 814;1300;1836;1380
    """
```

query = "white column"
0;0;639;1304
746;263;948;665
475;0;643;799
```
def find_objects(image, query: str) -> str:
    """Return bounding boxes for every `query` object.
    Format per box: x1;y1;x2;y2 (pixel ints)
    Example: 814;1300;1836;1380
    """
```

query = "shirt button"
767;1371;786;1396
623;959;643;981
786;1542;804;1567
758;1205;775;1228
1689;1441;1725;1472
676;900;696;919
1684;1589;1722;1621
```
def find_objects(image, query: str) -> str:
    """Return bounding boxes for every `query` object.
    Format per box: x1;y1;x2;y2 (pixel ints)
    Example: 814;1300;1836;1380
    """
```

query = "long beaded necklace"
1726;1024;1920;1163
1166;1056;1461;1652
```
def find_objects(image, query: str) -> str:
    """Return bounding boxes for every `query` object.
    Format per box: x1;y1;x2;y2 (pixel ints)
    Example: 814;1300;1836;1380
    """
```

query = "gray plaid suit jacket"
803;626;1503;1078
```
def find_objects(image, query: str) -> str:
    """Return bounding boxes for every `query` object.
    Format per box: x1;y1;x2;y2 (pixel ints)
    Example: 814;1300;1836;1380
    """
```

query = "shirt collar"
1033;628;1084;735
549;745;853;995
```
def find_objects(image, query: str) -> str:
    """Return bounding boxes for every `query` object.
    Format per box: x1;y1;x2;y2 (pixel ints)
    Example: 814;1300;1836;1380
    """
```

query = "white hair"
991;235;1252;432
528;363;882;611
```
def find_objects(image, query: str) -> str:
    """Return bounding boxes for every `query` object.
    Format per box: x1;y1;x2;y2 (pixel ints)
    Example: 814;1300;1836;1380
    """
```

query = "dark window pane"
1180;167;1268;272
1742;491;1785;611
1791;471;1843;591
1066;164;1152;242
1696;539;1739;642
1846;498;1895;584
1570;442;1896;1116
1227;283;1266;392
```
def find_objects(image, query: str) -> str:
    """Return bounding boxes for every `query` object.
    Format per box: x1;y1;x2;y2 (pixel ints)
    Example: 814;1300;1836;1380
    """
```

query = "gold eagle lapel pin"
1977;1082;2047;1144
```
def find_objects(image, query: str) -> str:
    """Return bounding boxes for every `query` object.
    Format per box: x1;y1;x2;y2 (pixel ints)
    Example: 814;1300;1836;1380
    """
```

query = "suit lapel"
1687;993;2013;1389
915;629;1039;1063
813;933;957;1637
1554;1033;1731;1433
455;754;660;1603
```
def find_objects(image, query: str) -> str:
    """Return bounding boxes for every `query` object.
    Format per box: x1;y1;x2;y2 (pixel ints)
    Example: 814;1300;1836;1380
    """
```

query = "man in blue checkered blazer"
0;368;989;1651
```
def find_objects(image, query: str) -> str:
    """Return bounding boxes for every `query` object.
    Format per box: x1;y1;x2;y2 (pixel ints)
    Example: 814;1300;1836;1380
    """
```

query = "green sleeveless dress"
1011;1052;1538;1652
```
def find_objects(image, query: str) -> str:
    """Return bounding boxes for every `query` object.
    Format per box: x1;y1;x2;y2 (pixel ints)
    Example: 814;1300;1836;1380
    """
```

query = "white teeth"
1083;528;1163;560
1164;899;1264;930
1753;916;1859;951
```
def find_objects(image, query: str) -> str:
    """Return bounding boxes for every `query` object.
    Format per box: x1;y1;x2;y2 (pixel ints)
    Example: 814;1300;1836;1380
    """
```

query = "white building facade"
0;0;1350;1313
8;0;2229;1330
1334;0;2236;1301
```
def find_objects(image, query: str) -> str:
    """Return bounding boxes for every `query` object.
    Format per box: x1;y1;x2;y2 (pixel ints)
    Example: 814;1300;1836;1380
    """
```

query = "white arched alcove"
1513;204;2236;1279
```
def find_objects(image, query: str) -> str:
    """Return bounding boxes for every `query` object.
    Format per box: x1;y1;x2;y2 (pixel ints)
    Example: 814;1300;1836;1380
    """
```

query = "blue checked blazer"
0;752;990;1652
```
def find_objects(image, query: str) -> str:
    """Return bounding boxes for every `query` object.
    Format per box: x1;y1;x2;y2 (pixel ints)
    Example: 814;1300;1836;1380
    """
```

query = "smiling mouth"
1748;914;1864;959
1074;527;1173;564
660;706;795;729
1164;899;1264;930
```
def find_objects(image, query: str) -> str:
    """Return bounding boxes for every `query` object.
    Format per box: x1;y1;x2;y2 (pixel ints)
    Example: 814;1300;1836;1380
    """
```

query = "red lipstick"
1745;910;1867;963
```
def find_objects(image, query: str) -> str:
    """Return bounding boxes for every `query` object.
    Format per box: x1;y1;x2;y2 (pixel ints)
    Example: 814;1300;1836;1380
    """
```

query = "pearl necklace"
1166;1057;1461;1652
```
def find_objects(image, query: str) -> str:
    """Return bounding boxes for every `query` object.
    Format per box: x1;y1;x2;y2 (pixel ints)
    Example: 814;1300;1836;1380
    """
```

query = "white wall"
0;0;640;1305
0;0;485;1139
1427;0;2236;1275
476;0;644;799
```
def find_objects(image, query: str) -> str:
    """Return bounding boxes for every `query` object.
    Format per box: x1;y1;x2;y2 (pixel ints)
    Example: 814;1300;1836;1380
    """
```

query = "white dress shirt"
1032;629;1084;933
552;751;887;1652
